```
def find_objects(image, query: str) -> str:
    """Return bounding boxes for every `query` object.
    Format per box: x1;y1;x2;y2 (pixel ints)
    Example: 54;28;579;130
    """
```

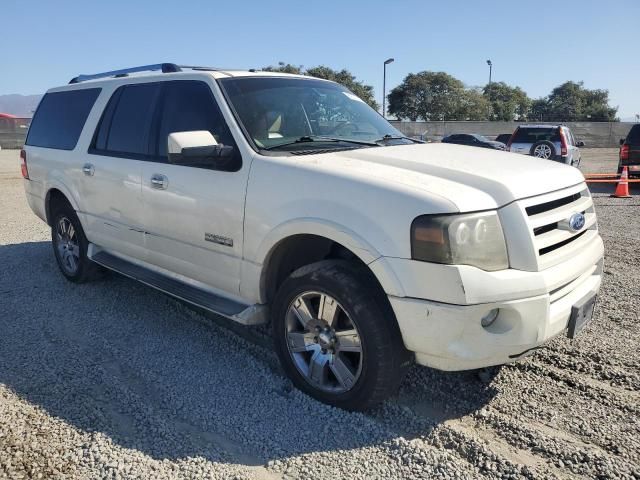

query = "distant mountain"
0;94;42;117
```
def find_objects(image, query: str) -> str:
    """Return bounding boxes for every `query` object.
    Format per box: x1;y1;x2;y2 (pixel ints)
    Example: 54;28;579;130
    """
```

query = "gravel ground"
0;148;638;479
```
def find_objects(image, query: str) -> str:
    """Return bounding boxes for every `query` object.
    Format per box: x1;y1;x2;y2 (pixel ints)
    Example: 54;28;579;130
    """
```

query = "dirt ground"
0;148;638;479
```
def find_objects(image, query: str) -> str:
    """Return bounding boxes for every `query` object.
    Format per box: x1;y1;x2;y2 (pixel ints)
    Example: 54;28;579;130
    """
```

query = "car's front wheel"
271;260;410;411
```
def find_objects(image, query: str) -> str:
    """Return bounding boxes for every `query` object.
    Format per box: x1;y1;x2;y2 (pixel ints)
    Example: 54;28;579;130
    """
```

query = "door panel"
80;83;161;258
141;80;248;295
80;155;145;259
141;164;247;294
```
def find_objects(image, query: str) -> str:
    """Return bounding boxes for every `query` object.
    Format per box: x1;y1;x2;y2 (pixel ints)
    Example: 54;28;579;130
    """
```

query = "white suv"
22;64;604;410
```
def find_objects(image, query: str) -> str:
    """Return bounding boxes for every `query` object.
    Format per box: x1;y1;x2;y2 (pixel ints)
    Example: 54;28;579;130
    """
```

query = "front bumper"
389;271;600;370
372;235;604;371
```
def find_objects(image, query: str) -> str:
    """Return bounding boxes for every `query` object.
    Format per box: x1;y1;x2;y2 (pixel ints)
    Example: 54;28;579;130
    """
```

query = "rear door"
140;79;249;295
81;82;161;260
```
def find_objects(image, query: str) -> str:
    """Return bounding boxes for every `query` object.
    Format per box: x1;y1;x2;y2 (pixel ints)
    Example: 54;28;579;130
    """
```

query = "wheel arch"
259;231;391;307
45;187;78;226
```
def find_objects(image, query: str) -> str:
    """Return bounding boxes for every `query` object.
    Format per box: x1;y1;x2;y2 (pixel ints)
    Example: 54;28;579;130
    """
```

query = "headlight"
411;211;508;271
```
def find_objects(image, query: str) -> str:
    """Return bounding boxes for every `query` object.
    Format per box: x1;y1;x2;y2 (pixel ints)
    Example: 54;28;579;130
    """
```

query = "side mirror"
576;140;585;147
167;131;233;166
620;138;625;146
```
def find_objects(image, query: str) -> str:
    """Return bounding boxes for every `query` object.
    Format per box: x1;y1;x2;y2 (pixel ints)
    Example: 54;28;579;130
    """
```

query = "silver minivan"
508;124;583;167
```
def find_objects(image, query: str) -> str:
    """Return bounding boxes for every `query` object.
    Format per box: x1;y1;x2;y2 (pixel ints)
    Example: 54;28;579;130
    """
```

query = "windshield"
219;77;409;151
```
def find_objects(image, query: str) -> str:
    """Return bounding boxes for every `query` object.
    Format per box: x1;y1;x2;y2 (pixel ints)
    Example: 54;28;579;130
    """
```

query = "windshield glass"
219;77;408;151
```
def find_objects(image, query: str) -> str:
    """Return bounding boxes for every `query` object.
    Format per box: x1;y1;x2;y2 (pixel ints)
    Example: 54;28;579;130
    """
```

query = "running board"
91;250;267;325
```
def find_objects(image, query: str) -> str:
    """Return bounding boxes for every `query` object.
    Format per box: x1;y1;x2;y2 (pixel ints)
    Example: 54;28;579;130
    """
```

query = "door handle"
82;163;95;176
150;174;168;190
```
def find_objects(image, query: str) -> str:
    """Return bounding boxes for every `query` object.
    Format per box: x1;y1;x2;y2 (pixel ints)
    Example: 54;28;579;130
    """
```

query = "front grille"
522;186;597;269
525;192;581;216
538;230;586;255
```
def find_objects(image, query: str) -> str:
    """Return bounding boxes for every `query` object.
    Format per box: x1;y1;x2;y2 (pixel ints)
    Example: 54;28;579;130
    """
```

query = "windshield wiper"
375;134;423;144
263;135;379;150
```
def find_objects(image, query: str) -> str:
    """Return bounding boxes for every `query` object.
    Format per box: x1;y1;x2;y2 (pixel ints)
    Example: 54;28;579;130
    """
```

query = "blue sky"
3;0;639;119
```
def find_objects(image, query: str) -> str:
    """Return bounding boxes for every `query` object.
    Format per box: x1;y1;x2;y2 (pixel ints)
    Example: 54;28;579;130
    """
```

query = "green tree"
483;82;531;121
262;62;303;74
261;63;378;109
387;71;489;121
543;81;618;121
529;98;550;122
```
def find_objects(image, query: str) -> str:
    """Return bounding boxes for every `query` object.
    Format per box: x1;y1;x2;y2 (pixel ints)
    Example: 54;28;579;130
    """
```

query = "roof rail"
69;63;182;84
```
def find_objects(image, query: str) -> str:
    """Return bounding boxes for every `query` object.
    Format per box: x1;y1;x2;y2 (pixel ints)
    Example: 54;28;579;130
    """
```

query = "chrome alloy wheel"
55;216;80;274
285;291;363;393
533;144;552;158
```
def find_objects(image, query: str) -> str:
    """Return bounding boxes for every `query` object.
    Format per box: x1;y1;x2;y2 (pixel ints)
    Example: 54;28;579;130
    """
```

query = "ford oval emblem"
568;212;586;232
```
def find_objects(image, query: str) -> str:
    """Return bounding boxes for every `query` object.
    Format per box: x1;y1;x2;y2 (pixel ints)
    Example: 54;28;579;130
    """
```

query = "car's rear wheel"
530;140;556;159
271;260;410;411
51;205;100;283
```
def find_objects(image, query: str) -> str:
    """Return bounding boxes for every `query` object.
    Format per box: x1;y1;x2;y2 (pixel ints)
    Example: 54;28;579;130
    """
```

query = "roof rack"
69;63;182;84
68;63;242;84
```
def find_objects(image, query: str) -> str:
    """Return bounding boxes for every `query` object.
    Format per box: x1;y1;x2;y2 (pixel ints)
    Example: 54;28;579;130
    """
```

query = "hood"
302;143;585;212
487;141;506;149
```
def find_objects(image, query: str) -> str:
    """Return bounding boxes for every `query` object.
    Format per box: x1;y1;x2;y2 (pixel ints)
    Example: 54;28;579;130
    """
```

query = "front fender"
241;218;406;302
255;217;382;267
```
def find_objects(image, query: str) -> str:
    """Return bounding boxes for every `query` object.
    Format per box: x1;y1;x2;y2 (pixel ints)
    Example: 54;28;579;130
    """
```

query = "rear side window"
627;125;640;144
511;127;560;143
26;88;100;150
93;83;160;156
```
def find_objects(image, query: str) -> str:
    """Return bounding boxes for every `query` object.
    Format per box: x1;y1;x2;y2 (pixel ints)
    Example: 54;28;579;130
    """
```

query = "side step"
91;251;266;325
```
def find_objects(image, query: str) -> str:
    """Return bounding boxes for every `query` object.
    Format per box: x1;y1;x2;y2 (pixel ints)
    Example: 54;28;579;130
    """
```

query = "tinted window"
26;88;100;150
511;127;560;143
627;125;640;144
155;81;240;170
105;83;160;155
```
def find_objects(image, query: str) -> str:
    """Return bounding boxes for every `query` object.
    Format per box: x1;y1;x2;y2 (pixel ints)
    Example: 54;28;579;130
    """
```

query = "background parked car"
619;124;640;177
507;124;583;166
494;133;513;145
441;133;505;150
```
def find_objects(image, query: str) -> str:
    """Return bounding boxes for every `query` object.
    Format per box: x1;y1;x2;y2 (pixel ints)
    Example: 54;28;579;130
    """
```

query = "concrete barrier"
391;121;636;148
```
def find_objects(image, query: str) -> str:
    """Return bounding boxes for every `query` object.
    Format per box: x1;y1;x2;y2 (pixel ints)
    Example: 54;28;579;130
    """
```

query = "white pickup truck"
22;64;603;410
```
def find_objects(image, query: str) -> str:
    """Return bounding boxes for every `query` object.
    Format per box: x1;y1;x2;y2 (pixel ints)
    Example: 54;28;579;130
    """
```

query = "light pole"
383;58;394;118
486;59;493;120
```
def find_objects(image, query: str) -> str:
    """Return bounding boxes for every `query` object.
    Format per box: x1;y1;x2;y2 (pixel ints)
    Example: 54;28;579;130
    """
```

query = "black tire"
51;204;100;283
271;260;411;411
529;140;556;159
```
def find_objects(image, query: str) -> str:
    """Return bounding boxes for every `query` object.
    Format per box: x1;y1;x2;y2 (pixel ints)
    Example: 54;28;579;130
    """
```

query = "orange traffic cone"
611;166;632;198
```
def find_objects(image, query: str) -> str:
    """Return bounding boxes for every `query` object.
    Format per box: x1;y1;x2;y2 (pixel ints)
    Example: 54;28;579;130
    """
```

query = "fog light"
481;308;499;327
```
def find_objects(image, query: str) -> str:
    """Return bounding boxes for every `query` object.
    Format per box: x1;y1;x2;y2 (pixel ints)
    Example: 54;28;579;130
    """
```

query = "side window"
26;88;101;150
105;84;160;155
563;128;573;146
154;81;241;171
